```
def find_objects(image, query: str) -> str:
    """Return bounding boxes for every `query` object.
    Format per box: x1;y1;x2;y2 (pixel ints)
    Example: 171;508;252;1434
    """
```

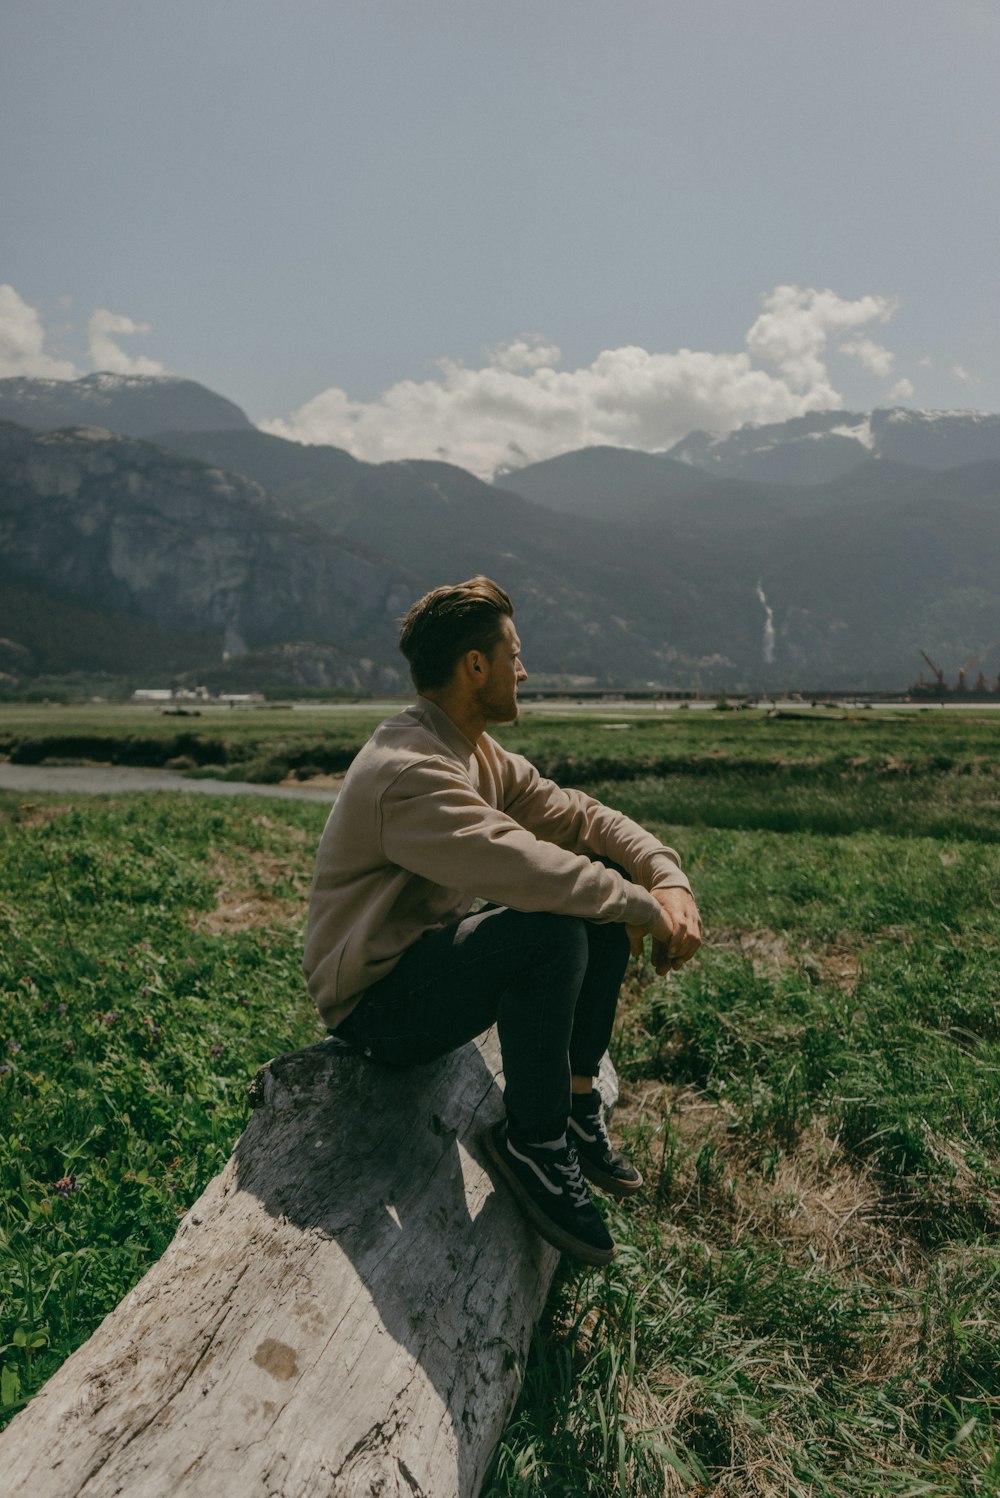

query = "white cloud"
952;364;979;385
839;330;920;403
838;336;896;380
485;334;562;373
0;283;77;379
262;285;903;479
746;286;894;393
0;286;167;381
87;309;165;375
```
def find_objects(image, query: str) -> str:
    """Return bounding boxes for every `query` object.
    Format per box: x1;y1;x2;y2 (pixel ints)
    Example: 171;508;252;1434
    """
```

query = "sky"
2;0;998;478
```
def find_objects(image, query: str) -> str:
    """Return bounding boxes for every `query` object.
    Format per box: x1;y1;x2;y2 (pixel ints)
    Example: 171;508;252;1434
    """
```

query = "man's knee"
503;909;590;972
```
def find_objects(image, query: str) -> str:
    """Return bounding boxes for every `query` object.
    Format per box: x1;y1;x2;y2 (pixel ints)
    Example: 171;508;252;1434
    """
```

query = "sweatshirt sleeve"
497;748;692;895
378;755;665;928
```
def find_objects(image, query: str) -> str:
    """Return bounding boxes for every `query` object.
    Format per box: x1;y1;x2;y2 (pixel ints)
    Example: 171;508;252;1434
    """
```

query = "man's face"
477;615;527;725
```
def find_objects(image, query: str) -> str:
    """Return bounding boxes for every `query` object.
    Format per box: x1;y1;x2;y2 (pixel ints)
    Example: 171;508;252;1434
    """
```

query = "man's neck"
420;688;485;746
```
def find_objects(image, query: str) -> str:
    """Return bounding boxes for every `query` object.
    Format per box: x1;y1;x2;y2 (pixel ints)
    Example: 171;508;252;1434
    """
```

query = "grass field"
1;705;998;1494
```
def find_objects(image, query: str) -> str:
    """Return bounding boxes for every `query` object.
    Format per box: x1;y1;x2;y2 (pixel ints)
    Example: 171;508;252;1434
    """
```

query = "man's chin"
484;698;519;726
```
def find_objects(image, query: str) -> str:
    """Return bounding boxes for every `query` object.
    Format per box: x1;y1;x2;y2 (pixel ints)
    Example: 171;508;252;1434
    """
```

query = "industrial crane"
919;650;946;690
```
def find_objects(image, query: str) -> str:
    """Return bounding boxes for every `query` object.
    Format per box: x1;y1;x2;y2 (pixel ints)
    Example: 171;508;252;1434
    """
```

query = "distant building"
132;688;174;702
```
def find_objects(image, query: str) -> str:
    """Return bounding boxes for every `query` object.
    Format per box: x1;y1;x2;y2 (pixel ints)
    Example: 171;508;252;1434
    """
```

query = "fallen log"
0;1031;617;1497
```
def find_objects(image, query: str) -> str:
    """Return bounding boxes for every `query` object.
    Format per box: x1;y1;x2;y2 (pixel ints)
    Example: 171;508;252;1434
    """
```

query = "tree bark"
0;1032;617;1498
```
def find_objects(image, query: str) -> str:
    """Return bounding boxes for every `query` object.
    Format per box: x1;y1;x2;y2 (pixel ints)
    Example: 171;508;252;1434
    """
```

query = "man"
303;577;701;1266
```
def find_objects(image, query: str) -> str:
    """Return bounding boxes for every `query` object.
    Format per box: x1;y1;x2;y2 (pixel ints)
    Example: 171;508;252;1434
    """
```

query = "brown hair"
398;576;514;692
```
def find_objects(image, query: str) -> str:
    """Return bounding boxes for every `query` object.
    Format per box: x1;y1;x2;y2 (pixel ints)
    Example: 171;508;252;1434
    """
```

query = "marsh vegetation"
1;705;997;1493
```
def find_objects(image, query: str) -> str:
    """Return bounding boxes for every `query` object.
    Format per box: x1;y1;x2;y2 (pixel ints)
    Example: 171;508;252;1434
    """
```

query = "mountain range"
1;373;997;693
663;408;1000;487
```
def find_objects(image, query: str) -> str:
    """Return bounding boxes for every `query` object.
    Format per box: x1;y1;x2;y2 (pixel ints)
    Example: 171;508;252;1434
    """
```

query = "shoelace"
574;1100;613;1154
553;1147;591;1209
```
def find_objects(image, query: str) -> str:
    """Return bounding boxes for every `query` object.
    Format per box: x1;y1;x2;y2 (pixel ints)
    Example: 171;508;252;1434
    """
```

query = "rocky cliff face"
0;422;412;678
192;641;406;695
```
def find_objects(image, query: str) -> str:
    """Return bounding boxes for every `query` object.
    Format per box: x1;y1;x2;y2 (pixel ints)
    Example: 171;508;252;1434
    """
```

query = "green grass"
1;708;999;1492
0;794;326;1418
483;777;1000;1496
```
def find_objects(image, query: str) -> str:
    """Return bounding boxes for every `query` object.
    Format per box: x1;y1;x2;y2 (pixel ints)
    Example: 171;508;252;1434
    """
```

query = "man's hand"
627;887;702;975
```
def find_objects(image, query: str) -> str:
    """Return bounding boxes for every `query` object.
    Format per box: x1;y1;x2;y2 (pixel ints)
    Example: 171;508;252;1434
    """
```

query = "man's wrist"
624;884;663;930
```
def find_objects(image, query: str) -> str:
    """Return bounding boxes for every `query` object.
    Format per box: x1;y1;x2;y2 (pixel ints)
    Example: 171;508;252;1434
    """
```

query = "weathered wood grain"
0;1032;616;1498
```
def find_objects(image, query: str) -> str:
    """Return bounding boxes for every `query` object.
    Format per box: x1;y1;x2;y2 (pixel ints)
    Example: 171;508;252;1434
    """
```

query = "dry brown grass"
614;1080;917;1280
709;925;861;993
4;800;74;827
278;771;346;792
193;820;311;934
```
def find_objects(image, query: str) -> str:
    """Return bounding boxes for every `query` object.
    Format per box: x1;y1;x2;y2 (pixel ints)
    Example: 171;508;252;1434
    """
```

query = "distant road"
0;763;338;803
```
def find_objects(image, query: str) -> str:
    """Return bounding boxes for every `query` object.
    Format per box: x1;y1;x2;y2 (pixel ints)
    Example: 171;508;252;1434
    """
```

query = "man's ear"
460;648;485;681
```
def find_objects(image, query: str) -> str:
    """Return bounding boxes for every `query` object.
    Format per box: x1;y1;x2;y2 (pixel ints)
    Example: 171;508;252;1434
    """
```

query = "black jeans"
335;903;631;1143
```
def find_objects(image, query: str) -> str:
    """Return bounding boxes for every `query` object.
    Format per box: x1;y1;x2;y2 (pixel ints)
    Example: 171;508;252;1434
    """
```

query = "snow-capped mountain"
0;372;252;438
668;408;1000;485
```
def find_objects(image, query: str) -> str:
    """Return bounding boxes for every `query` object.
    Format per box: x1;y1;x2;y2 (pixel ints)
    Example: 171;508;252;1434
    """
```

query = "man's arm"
495;745;703;968
496;750;692;896
379;756;667;930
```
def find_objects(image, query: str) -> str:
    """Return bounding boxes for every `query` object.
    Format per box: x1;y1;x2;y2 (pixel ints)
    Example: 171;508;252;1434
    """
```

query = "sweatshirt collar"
413;695;480;764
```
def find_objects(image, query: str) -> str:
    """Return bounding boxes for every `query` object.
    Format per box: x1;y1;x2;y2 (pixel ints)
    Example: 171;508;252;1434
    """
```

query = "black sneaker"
569;1090;643;1197
483;1119;615;1267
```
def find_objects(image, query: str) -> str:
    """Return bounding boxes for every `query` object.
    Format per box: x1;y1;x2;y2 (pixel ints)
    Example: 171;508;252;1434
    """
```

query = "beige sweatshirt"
303;696;692;1029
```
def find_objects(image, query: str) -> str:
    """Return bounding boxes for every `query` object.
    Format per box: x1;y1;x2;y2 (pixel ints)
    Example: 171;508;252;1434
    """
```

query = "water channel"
0;763;339;803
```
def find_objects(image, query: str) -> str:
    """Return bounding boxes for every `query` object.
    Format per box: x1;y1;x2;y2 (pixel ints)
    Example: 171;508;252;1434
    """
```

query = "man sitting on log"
303;577;701;1266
